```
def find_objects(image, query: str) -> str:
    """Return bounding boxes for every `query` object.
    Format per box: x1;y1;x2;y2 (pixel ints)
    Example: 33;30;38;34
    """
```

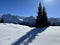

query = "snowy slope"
0;23;33;45
0;23;60;45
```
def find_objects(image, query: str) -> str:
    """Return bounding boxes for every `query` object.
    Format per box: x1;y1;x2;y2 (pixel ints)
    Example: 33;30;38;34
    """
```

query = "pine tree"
42;6;49;26
35;2;50;28
35;2;43;28
0;18;4;23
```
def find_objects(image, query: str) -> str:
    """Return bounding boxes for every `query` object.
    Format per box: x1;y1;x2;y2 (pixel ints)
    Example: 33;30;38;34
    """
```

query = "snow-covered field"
0;23;60;45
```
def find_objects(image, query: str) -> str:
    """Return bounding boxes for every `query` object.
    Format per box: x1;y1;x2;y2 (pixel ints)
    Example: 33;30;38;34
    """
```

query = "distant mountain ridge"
0;14;36;26
0;14;60;26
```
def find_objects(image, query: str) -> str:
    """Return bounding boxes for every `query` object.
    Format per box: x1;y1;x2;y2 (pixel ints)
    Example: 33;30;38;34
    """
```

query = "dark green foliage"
52;23;56;26
36;2;50;28
0;18;4;23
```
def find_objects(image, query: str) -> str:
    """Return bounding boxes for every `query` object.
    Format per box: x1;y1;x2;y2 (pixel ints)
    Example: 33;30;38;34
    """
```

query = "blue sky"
0;0;60;18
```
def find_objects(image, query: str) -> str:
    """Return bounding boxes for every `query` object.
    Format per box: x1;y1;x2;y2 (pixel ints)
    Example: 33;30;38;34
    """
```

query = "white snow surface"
0;23;60;45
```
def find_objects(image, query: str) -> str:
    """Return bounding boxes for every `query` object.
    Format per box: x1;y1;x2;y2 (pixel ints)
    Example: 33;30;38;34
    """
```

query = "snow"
2;14;21;23
1;14;36;26
1;14;60;26
49;18;60;25
0;23;60;45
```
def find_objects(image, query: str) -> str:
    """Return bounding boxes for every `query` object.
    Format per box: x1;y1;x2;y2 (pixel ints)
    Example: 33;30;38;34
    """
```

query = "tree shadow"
12;27;48;45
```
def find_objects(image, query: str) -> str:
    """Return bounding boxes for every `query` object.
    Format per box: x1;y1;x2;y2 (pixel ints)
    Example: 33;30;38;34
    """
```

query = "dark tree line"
0;18;4;23
35;2;51;28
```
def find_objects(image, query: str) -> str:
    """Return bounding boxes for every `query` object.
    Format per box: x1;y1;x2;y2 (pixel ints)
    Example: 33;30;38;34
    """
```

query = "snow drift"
0;23;60;45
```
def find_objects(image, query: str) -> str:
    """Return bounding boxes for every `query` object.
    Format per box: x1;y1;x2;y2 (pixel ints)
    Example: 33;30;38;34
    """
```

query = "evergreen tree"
43;6;51;26
35;2;43;28
0;18;4;23
35;2;50;28
42;6;49;26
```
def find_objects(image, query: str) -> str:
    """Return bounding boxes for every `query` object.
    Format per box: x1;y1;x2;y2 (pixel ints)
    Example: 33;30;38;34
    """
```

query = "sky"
0;0;60;18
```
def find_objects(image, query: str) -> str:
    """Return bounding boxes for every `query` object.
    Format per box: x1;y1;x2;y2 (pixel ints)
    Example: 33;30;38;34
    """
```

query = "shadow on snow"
12;27;48;45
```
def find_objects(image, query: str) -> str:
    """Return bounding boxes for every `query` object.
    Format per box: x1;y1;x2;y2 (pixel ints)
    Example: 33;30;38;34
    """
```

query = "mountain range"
0;14;60;26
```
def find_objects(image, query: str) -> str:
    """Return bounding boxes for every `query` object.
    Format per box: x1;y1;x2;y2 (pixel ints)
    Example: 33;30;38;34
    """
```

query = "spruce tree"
36;2;43;28
42;6;49;26
35;2;49;28
0;18;4;23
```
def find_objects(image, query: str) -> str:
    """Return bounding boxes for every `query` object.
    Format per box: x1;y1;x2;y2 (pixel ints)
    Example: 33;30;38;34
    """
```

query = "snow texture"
0;23;60;45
